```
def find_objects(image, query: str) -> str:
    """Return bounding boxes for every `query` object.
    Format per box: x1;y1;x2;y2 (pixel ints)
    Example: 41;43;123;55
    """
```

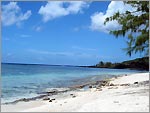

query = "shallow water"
1;63;143;103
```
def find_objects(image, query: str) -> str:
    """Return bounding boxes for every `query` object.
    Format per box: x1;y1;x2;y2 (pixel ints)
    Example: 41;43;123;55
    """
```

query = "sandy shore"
1;72;149;112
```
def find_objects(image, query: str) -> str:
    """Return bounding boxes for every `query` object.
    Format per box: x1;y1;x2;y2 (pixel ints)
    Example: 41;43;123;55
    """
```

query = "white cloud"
90;1;137;32
2;2;32;26
38;1;89;22
32;24;43;32
20;34;31;38
35;26;42;32
28;49;98;58
72;46;97;51
73;27;79;32
28;49;74;56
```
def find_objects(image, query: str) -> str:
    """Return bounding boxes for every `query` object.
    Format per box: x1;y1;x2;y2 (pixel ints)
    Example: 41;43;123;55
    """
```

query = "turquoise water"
1;63;143;103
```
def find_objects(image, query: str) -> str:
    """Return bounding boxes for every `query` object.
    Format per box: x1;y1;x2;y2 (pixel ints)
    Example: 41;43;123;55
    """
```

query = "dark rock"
22;98;26;101
109;83;115;86
101;83;106;86
134;82;138;84
70;94;74;96
101;80;107;83
51;98;55;101
49;100;52;102
72;95;76;98
19;98;29;102
95;81;100;85
105;83;110;86
89;85;92;88
100;81;109;86
22;98;29;102
74;85;84;89
47;90;57;94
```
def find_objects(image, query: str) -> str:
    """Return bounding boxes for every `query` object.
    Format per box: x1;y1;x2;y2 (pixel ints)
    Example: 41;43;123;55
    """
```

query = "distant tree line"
94;57;149;71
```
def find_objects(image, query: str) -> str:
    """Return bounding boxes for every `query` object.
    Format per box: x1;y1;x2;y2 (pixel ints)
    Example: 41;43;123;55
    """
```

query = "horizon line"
1;62;95;67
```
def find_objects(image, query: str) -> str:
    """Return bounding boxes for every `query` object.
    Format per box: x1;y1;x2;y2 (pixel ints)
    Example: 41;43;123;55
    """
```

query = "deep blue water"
1;63;143;103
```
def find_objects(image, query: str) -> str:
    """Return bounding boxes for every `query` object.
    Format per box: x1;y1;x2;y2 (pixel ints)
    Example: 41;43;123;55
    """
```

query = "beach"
1;1;149;112
1;72;149;112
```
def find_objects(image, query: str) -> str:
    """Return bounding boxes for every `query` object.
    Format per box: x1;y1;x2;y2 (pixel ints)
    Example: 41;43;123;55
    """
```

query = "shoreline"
2;75;113;105
1;72;149;112
1;73;117;105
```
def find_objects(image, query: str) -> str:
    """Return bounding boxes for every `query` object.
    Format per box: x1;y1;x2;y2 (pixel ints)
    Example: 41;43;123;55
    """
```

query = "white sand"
110;73;149;84
1;72;149;112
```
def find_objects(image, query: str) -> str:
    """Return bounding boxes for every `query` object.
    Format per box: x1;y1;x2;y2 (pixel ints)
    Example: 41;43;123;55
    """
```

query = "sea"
1;63;145;104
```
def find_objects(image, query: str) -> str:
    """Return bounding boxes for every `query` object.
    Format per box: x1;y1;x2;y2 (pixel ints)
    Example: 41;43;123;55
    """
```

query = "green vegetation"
104;1;149;56
95;57;149;71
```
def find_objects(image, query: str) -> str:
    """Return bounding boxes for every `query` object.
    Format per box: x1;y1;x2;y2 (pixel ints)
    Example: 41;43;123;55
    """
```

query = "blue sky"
2;1;143;65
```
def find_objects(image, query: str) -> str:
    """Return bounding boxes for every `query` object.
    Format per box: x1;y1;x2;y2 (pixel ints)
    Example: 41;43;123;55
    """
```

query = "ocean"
1;63;143;104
